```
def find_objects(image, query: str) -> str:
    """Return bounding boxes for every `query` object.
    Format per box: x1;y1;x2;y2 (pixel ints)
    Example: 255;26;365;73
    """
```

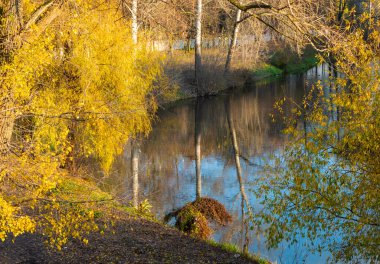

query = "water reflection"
225;95;252;254
195;98;203;199
102;66;336;263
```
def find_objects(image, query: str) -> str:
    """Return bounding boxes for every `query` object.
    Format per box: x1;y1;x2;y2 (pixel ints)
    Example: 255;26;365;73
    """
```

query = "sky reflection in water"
106;65;338;264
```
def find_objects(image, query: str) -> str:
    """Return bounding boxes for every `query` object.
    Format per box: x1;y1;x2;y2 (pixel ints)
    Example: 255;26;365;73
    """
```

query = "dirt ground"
0;217;258;264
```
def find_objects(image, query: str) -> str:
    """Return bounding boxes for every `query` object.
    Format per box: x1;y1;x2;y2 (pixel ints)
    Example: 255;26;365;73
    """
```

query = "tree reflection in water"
97;66;366;263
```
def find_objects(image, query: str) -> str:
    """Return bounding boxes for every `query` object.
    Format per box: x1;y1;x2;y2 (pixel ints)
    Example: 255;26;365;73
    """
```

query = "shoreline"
161;52;319;105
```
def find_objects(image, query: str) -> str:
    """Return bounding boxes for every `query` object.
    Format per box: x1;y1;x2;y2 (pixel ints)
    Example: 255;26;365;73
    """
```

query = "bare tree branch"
23;0;56;31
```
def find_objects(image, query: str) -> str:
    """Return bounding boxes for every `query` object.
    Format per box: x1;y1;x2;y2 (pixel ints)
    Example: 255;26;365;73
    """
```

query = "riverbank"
0;175;267;264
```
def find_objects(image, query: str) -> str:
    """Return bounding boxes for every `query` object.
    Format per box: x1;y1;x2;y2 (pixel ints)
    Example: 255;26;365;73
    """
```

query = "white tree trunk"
131;0;138;44
0;100;15;153
195;0;203;94
131;141;139;208
224;9;242;75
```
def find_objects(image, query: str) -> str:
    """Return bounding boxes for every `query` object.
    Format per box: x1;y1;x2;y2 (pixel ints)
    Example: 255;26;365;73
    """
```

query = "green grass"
252;64;283;79
206;240;271;264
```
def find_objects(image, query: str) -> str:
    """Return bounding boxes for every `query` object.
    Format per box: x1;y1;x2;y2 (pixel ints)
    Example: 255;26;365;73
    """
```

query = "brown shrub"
175;205;212;239
165;197;232;240
190;197;232;226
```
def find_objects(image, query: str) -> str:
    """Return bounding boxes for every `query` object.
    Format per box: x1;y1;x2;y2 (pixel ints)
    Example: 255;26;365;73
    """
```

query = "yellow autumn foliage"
1;0;164;248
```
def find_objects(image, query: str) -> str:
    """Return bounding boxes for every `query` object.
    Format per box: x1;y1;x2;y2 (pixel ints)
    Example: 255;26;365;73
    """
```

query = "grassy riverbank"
251;64;284;79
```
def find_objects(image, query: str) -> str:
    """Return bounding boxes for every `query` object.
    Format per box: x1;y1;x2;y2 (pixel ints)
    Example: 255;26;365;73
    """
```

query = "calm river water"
102;65;336;264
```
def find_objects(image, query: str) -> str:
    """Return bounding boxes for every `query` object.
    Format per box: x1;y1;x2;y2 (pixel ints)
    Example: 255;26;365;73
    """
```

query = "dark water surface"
103;65;335;263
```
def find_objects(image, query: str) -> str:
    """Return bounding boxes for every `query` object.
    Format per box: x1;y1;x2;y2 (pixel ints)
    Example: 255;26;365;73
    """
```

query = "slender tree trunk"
224;9;241;75
195;98;202;199
131;140;139;208
0;95;15;153
15;0;23;28
186;37;191;52
195;0;203;94
0;2;16;144
126;0;138;205
131;0;138;44
328;65;334;122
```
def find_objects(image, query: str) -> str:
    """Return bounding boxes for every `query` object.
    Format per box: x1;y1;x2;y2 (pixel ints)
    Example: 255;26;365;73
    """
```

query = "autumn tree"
251;9;380;262
0;0;163;248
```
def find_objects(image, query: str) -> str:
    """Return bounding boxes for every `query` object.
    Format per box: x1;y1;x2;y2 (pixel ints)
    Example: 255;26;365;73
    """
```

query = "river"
101;64;337;264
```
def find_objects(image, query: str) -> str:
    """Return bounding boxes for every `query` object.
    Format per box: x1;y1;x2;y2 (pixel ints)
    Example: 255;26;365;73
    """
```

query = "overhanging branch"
227;0;272;11
23;0;56;31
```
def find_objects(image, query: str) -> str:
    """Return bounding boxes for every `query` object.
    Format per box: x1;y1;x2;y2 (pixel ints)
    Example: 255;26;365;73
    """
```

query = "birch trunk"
0;96;15;153
131;141;139;208
224;9;242;75
195;0;203;94
131;0;138;44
